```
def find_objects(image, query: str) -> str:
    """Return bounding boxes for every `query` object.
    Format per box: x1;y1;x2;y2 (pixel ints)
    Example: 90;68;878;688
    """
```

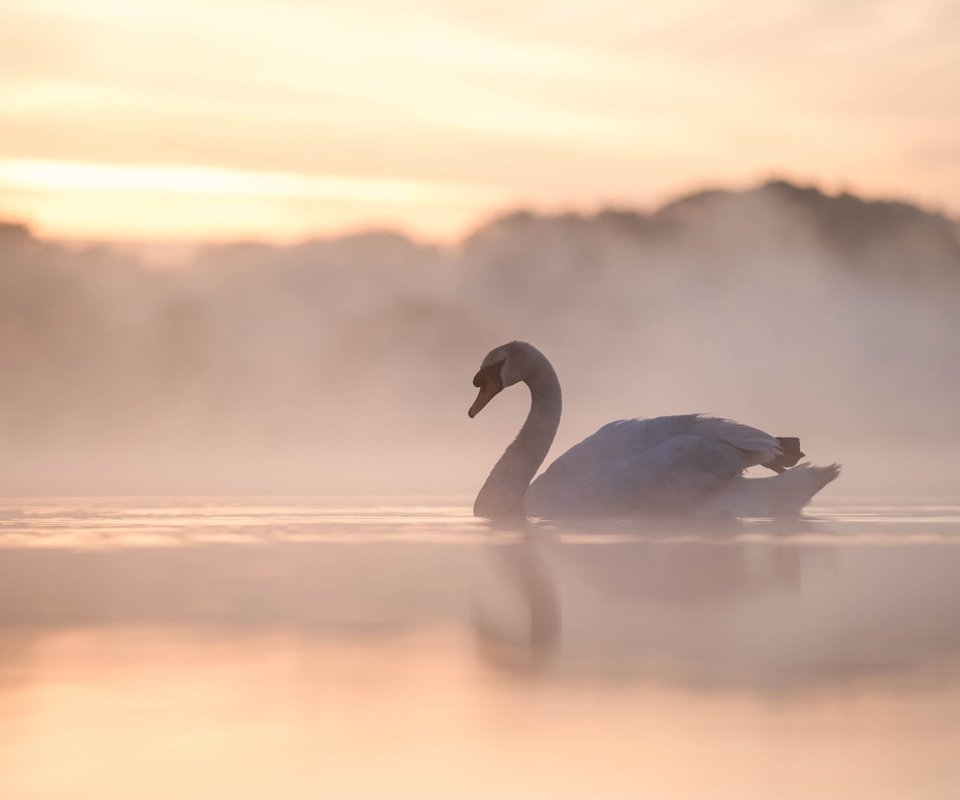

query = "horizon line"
2;164;956;259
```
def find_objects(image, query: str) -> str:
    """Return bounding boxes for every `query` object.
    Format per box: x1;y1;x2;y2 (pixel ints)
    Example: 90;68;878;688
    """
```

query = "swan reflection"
472;513;960;688
473;528;560;672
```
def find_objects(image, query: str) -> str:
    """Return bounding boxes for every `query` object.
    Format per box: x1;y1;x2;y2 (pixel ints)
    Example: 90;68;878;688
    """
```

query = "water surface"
1;497;959;799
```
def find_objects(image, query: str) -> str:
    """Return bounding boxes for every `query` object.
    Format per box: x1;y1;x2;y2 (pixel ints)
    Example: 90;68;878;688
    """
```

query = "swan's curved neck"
474;360;562;520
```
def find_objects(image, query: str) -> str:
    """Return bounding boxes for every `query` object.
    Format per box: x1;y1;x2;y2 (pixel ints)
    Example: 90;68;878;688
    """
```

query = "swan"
468;341;839;521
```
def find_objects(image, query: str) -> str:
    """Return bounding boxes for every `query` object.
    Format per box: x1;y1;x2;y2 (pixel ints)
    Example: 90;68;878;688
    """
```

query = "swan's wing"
554;415;780;467
526;433;756;519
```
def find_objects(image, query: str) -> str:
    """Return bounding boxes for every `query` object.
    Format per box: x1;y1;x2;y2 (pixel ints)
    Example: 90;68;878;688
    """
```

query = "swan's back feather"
526;415;779;519
539;415;779;472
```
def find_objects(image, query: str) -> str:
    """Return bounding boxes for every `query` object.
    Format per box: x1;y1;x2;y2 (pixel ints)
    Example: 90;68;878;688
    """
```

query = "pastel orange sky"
2;0;958;242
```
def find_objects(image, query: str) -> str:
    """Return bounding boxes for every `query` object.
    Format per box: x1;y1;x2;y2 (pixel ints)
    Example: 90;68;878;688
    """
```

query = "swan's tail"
764;436;805;473
700;463;841;518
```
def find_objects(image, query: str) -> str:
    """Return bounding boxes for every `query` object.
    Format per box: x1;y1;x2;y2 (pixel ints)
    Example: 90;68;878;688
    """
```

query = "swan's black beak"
469;360;504;418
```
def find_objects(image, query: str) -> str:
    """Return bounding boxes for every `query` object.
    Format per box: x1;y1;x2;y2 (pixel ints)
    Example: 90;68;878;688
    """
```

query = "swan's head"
468;341;542;418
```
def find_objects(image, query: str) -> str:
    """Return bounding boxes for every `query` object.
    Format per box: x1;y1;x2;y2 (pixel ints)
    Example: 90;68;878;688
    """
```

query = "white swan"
469;341;839;521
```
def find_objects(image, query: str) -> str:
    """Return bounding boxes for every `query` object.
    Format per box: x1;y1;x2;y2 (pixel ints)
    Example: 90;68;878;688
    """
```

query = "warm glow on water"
1;497;959;798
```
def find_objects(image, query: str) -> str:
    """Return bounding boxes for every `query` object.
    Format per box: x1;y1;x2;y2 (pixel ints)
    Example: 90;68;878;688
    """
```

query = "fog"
2;179;959;496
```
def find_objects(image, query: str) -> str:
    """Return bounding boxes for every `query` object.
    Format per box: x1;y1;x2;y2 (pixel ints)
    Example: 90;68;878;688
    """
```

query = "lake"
1;497;958;799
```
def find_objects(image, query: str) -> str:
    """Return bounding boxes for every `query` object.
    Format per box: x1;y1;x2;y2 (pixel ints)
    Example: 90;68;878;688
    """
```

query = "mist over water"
2;179;958;496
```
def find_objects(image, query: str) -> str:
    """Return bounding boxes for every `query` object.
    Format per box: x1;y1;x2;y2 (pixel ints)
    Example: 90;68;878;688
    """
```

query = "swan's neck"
474;363;562;520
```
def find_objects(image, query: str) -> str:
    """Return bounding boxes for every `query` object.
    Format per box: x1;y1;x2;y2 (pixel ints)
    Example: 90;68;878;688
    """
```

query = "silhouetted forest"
2;180;958;494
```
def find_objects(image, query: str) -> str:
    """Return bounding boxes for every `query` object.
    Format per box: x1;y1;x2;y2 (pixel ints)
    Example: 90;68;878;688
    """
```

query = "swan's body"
469;341;839;521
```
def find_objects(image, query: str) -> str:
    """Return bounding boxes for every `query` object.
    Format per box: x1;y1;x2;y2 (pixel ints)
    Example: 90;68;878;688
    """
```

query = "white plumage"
469;341;839;521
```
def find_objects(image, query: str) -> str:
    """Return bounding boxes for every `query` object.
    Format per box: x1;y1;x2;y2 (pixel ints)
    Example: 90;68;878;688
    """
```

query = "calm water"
1;497;959;799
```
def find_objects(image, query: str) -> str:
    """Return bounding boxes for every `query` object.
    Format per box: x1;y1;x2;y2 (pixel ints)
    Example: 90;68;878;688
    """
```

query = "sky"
1;0;959;242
